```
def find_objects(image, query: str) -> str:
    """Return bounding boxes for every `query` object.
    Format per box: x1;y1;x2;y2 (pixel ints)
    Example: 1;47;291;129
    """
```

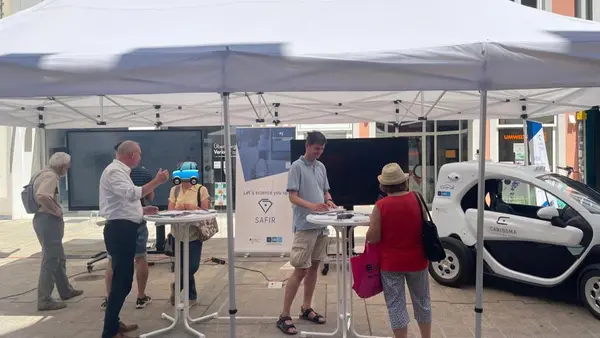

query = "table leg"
341;227;350;338
300;228;342;338
140;234;181;338
182;227;205;337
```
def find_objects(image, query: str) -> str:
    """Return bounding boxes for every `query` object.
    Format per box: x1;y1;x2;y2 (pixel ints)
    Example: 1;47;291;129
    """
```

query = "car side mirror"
537;206;560;220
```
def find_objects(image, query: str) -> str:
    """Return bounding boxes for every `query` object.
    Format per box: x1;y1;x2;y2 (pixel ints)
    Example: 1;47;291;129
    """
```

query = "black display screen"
290;138;409;208
66;129;203;210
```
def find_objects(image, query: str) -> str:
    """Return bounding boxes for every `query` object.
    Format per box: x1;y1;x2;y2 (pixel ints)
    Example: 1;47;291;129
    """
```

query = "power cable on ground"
0;256;288;300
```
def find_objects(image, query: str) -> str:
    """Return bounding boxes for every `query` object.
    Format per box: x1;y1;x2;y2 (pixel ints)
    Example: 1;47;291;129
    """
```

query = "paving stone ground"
0;214;599;338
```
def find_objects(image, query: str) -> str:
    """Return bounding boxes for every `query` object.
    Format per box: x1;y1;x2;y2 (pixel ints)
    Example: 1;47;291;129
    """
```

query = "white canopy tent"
0;89;599;128
2;0;600;337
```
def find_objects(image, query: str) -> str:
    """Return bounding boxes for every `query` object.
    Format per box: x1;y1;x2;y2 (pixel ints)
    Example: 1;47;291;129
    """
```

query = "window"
24;127;33;152
437;134;460;172
499;116;554;125
461;132;468;162
511;0;537;9
436;121;459;132
541;174;600;214
375;121;435;135
497;127;553;168
500;179;564;208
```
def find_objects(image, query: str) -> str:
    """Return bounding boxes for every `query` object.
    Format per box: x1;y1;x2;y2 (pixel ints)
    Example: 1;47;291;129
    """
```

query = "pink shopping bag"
351;243;383;299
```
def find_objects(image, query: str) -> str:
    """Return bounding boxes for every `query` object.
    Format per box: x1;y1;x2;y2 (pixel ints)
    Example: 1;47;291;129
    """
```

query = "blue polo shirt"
287;156;330;232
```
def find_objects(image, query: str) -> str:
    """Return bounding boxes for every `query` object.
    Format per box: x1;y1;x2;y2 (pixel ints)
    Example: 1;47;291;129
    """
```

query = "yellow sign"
576;111;587;121
445;150;456;158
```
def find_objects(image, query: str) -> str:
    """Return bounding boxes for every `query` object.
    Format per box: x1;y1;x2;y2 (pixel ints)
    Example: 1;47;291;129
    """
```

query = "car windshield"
540;174;600;214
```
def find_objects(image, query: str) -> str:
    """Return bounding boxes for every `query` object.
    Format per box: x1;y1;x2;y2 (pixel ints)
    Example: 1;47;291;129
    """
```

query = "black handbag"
414;192;447;262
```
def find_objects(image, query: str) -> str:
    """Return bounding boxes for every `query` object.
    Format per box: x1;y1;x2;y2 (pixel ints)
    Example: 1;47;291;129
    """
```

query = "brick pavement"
0;216;599;338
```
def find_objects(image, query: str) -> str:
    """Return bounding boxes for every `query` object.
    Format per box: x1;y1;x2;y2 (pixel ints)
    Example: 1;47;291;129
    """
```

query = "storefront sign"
212;143;237;158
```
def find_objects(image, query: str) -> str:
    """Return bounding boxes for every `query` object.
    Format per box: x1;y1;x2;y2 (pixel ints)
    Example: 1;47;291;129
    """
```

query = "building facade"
469;0;588;181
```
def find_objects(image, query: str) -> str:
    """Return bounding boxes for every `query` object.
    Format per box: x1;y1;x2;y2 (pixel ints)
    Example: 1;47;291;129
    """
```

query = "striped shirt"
131;166;153;186
130;166;153;206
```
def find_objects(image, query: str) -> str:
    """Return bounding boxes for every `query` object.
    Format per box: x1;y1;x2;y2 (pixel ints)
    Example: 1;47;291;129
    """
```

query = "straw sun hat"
377;163;410;185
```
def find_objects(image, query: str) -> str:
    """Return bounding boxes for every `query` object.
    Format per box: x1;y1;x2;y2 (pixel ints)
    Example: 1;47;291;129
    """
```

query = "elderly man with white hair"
31;151;83;311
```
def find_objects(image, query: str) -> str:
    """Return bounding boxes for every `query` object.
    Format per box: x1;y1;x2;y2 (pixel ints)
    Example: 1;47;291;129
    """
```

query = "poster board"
234;127;296;254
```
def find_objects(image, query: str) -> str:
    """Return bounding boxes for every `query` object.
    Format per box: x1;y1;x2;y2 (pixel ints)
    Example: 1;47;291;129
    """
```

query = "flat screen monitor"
290;137;409;208
66;129;203;210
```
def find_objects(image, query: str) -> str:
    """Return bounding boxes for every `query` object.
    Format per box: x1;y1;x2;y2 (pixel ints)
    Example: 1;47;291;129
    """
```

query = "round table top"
144;210;218;224
306;212;370;227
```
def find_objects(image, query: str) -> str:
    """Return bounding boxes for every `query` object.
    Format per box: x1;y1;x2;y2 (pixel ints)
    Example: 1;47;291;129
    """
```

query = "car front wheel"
173;177;181;185
428;237;473;288
580;269;600;320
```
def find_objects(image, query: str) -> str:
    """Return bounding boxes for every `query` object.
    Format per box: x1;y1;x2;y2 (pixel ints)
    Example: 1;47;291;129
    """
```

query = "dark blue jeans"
102;220;139;338
179;240;203;300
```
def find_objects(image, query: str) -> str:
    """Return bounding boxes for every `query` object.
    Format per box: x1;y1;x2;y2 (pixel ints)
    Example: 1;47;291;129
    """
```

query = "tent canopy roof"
1;89;597;129
1;0;600;99
1;0;600;128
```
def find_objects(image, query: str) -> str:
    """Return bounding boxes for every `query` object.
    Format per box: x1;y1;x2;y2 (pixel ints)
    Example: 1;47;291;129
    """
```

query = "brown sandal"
118;321;138;333
276;315;298;335
299;307;326;324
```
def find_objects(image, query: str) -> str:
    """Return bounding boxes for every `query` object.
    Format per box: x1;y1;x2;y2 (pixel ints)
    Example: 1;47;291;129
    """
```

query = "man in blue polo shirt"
101;142;154;312
277;131;336;335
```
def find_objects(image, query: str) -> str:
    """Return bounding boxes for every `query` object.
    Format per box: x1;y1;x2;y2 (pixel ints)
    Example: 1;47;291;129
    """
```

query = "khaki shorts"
289;228;328;269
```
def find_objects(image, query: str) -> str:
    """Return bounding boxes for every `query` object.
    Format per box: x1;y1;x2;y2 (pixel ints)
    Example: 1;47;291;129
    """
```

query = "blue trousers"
179;240;203;300
102;220;139;338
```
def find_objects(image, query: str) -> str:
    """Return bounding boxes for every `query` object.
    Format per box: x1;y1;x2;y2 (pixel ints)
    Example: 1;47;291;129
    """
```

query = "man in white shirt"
99;141;169;338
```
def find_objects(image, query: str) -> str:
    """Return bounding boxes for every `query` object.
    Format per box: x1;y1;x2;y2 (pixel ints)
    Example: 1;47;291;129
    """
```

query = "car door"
465;178;585;280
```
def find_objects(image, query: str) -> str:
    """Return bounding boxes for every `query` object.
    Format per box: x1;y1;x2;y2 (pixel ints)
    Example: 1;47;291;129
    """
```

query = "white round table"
303;212;389;338
141;211;218;338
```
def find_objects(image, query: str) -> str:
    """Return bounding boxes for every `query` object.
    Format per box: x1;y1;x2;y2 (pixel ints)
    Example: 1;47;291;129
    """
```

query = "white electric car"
431;162;600;319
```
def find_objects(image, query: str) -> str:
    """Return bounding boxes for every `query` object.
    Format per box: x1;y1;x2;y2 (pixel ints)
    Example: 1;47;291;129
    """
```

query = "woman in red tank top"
366;163;432;338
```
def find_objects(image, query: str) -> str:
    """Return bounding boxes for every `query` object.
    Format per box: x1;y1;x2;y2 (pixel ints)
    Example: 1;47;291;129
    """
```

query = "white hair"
48;152;71;171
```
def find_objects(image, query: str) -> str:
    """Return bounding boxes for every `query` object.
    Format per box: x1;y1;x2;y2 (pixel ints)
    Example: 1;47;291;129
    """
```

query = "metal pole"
522;119;529;165
434;120;438;184
421;120;427;200
222;92;238;338
458;120;463;162
474;90;487;338
421;92;427;201
520;99;529;166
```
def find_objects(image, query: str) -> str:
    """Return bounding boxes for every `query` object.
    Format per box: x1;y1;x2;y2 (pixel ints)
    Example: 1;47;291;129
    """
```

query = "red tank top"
376;193;428;272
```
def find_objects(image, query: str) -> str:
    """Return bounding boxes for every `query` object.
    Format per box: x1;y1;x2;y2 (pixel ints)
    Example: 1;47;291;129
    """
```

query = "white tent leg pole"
421;120;427;200
522;118;529;165
474;90;487;338
222;92;238;338
434;120;437;183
